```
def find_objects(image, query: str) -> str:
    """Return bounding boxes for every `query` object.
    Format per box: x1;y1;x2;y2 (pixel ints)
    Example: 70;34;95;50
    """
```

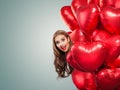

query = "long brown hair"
52;30;73;78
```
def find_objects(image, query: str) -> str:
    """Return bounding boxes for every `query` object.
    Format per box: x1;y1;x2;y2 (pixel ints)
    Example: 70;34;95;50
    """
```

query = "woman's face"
55;34;70;52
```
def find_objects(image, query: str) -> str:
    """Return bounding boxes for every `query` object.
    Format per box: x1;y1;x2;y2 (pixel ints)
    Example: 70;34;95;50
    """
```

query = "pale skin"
55;34;70;52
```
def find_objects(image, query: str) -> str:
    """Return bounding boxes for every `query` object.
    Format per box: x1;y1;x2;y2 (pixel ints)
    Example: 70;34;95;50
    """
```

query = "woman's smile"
60;45;66;51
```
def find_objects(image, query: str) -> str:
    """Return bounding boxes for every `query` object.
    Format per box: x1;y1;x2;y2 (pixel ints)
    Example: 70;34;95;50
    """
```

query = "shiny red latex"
96;68;120;90
77;4;100;37
114;55;120;68
71;0;98;17
60;6;80;31
100;6;120;35
99;0;120;8
93;31;120;64
68;29;86;43
66;51;82;71
72;69;97;90
71;42;108;72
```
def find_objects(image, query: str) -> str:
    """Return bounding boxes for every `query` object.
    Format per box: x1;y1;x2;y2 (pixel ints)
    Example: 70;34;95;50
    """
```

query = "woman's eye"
55;41;59;45
61;38;65;41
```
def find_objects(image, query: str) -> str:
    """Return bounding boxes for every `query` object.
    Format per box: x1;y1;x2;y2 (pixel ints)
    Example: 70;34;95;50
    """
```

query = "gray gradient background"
0;0;76;90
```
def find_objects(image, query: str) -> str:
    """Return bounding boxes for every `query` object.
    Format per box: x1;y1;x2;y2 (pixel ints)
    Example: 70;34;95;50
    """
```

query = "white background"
0;0;76;90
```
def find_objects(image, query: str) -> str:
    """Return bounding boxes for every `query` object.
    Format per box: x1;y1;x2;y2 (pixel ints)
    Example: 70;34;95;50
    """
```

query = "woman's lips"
60;45;66;51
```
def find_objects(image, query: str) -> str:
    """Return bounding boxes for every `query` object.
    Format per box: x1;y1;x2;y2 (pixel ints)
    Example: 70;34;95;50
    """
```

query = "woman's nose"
59;42;63;47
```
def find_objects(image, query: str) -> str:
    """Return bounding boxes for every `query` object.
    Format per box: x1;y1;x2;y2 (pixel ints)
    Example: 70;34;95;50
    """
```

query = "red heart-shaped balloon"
93;31;120;63
104;36;120;63
99;0;120;8
60;6;80;31
66;51;82;71
71;0;99;17
77;4;100;36
92;29;111;41
72;69;97;90
71;42;108;72
96;68;120;90
100;6;120;35
68;29;86;43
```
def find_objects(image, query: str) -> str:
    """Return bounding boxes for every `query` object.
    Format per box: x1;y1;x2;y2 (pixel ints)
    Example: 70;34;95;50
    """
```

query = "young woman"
52;30;97;90
52;30;73;78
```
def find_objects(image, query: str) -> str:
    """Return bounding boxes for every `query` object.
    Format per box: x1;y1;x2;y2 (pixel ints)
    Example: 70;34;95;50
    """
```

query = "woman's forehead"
55;34;66;41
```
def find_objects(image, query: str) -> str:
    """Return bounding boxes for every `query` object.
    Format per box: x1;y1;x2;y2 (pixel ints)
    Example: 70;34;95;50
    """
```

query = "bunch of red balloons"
60;0;120;90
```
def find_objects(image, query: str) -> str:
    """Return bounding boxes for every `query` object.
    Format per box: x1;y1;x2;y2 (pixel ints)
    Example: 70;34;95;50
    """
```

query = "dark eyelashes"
61;38;65;41
55;38;65;45
55;41;59;44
